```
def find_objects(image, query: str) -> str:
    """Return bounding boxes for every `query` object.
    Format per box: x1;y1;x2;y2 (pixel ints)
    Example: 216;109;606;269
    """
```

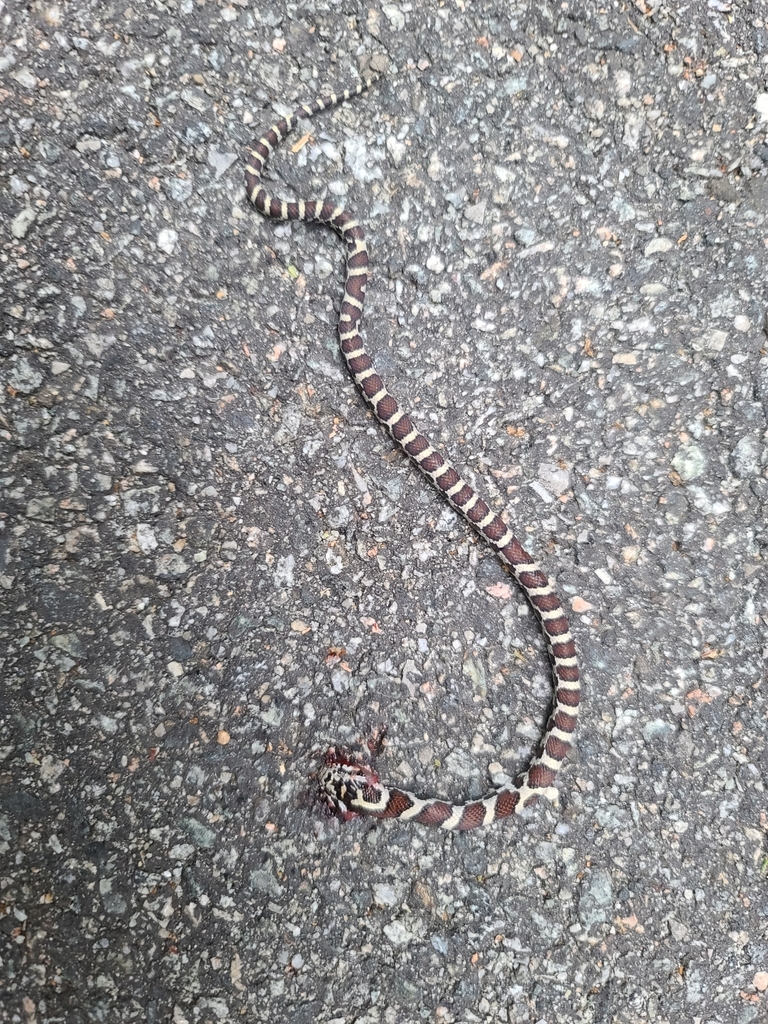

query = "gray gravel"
2;1;767;1022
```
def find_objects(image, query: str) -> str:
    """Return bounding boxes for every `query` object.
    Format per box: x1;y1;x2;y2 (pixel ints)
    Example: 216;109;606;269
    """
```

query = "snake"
245;74;581;831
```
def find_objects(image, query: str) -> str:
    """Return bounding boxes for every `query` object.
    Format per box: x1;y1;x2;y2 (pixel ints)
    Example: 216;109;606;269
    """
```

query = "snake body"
245;77;581;831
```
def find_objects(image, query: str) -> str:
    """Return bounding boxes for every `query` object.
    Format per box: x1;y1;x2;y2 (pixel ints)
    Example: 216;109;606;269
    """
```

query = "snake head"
318;747;382;821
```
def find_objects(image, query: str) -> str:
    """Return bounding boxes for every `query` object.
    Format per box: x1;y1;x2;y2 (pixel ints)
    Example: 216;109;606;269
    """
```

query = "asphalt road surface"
1;1;767;1022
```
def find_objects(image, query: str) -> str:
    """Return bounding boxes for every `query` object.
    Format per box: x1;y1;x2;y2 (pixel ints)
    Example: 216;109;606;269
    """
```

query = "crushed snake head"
318;748;385;821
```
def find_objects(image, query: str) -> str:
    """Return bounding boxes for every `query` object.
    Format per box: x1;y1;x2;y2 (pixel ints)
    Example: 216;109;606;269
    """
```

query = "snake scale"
245;75;581;831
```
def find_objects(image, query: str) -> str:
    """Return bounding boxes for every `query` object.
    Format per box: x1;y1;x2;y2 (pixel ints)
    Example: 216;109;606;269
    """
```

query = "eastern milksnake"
245;75;581;831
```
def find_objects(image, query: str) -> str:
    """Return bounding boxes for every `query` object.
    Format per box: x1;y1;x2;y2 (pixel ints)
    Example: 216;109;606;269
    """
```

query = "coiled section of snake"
245;76;581;830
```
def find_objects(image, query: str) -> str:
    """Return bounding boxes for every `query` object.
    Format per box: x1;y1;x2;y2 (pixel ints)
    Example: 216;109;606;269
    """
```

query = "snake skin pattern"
245;76;581;831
